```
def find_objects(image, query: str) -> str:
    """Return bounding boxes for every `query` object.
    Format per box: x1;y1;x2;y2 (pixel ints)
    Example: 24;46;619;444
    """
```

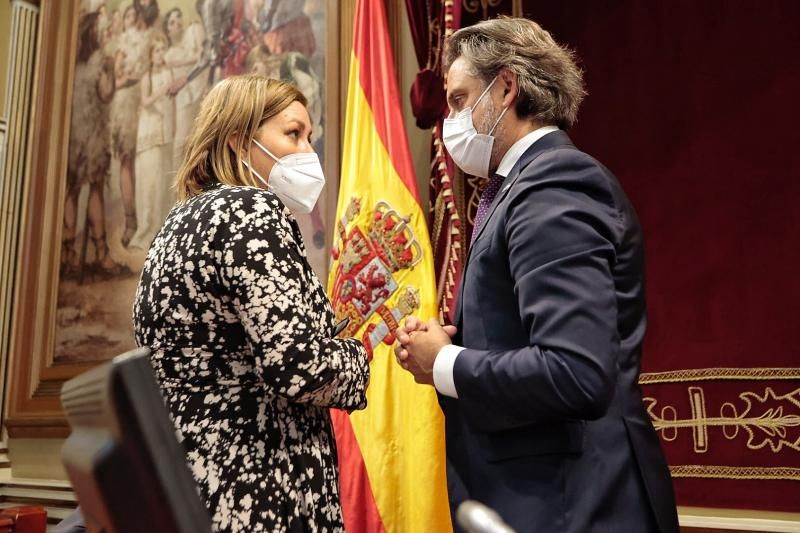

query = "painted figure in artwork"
130;32;176;250
109;4;147;247
249;0;326;250
56;0;331;363
163;7;206;168
63;11;132;281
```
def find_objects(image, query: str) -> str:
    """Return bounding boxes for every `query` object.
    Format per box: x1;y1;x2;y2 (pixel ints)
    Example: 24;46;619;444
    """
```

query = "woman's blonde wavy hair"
174;74;307;202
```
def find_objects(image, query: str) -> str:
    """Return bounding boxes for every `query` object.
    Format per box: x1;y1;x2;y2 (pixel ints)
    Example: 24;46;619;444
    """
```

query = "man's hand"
394;317;457;386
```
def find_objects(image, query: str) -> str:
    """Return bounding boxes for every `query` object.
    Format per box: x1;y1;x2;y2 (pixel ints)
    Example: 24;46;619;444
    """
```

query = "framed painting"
6;0;345;437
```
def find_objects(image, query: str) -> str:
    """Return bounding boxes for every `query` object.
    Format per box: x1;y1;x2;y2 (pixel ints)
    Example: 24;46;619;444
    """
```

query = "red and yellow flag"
327;0;451;531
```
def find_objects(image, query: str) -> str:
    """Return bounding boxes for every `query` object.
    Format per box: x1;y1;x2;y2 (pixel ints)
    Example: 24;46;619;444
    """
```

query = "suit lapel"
453;130;576;328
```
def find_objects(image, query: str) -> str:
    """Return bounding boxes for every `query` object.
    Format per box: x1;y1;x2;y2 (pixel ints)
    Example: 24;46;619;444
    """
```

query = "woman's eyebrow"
285;118;306;129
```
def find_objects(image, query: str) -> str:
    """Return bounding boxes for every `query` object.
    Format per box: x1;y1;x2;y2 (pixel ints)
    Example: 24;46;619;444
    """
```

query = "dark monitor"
60;347;212;533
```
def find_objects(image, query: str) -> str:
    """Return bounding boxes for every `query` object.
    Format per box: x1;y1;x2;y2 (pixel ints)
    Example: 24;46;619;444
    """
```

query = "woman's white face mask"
442;76;508;178
243;139;325;214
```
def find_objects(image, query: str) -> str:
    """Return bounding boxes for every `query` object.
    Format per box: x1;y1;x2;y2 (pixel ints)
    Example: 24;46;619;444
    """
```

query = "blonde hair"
143;31;168;79
175;74;307;202
445;17;585;129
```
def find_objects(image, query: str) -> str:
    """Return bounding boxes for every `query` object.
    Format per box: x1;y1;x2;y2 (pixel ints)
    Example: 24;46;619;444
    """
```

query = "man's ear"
498;68;518;108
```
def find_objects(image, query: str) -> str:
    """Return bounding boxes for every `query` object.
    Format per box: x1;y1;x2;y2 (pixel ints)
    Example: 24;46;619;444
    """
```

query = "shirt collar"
495;125;560;177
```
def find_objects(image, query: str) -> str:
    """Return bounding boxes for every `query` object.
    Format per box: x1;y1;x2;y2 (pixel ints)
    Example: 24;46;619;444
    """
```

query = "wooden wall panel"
5;0;88;438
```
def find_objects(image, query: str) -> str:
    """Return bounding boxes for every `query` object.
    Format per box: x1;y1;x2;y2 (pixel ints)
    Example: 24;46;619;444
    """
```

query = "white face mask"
442;76;509;178
243;139;325;214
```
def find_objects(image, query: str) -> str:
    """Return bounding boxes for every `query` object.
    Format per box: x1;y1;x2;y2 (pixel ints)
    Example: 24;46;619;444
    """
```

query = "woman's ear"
227;132;242;155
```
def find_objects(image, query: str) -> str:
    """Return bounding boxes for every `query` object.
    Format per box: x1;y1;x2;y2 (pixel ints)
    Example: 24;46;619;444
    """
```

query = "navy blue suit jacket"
443;131;679;532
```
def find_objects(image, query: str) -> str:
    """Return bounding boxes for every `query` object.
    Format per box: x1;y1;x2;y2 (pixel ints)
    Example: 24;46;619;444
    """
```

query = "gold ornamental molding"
462;0;503;19
640;367;800;384
670;465;800;481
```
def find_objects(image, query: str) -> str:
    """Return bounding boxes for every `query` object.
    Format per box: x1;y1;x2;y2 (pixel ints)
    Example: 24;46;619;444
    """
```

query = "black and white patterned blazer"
133;185;369;532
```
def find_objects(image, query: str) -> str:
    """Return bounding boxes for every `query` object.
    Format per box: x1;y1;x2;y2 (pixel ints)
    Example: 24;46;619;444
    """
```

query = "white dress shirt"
432;125;560;398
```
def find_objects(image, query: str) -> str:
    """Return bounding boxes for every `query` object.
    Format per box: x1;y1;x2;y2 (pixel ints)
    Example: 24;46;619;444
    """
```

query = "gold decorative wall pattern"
462;0;502;20
640;367;800;482
645;386;800;456
641;367;800;384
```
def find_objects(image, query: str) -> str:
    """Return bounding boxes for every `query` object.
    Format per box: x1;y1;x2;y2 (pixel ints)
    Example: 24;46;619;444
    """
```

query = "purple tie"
471;173;505;245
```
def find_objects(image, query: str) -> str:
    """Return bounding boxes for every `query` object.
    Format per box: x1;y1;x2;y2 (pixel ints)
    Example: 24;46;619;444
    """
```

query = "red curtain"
522;0;800;513
404;0;468;323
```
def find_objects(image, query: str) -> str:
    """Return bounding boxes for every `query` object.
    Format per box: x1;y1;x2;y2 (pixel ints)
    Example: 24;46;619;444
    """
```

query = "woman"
133;75;370;532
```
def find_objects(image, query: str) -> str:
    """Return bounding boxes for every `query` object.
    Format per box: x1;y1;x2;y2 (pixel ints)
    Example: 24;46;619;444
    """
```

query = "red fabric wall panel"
523;0;800;512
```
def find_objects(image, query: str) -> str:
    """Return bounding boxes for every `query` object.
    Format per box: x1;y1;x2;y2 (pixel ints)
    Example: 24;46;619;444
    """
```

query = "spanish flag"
327;0;451;531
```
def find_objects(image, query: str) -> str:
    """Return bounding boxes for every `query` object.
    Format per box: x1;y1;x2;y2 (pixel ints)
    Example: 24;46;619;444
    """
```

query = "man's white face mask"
442;76;509;178
243;139;325;214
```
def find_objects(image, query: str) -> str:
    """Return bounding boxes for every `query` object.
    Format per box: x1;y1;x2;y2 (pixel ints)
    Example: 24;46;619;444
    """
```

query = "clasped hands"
393;316;457;386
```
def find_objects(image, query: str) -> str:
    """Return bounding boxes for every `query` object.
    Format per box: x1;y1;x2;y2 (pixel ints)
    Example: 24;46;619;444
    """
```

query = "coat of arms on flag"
330;198;423;358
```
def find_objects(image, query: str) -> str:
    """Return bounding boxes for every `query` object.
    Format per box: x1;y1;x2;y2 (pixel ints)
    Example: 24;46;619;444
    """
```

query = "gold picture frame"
6;0;346;437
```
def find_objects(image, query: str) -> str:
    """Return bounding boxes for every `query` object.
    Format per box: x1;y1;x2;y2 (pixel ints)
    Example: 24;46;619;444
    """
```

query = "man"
395;17;679;533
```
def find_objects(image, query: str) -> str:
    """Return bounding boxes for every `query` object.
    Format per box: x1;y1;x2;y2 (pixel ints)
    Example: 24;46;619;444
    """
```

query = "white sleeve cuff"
433;344;464;398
